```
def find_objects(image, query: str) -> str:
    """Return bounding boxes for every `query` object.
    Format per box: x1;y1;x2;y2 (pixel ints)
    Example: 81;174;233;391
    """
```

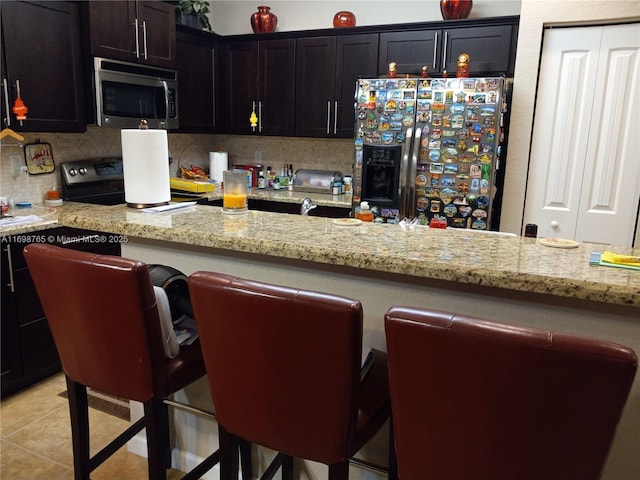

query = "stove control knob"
79;167;87;175
69;168;78;176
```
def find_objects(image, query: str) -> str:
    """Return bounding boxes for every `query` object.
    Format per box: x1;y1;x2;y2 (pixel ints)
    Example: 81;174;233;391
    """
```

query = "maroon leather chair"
23;243;221;480
188;271;393;480
384;306;637;480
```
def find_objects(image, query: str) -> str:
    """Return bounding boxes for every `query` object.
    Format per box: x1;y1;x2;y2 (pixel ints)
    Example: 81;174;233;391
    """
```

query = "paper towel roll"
121;129;171;207
210;152;228;183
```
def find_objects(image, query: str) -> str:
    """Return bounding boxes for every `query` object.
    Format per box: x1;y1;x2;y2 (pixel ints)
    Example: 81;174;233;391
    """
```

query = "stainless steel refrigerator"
352;76;508;229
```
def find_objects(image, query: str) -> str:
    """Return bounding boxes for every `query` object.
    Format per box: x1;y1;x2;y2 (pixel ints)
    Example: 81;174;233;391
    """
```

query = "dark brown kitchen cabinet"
295;34;378;138
0;1;86;133
177;28;218;132
87;0;176;68
379;22;517;77
224;39;295;136
1;227;121;398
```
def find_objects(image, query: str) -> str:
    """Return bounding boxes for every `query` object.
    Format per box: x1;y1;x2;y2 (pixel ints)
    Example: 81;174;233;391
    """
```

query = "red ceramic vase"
251;6;277;34
440;0;473;20
333;11;356;28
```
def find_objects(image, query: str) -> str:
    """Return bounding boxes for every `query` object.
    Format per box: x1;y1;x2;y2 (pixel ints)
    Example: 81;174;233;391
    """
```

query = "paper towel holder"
122;120;171;209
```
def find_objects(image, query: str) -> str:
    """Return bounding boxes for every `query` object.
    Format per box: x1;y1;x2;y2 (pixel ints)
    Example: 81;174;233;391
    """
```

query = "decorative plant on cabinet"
176;0;212;31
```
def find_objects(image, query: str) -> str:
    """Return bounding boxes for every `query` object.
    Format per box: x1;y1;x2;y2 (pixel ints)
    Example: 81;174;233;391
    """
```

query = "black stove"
60;158;125;205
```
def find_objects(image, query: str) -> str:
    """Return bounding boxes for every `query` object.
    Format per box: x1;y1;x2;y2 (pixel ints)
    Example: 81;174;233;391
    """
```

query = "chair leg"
239;438;253;480
143;398;169;480
388;419;398;480
66;376;91;480
328;460;349;480
281;454;294;480
219;424;239;480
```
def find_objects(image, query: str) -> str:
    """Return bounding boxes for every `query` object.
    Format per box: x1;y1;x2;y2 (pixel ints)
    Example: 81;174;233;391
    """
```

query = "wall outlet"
10;155;26;174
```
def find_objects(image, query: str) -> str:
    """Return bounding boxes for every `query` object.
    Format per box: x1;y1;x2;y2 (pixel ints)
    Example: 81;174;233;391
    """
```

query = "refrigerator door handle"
405;126;422;219
433;32;438;70
399;126;414;218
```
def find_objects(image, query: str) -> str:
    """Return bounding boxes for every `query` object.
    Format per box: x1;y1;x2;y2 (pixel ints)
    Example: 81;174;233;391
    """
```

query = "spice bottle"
258;170;266;189
355;201;374;222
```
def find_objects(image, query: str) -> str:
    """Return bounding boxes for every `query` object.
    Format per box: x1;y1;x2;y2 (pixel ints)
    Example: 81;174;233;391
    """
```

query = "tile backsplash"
0;126;354;205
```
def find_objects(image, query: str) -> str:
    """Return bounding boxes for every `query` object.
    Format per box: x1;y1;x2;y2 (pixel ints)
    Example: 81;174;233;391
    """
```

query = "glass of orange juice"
223;170;248;214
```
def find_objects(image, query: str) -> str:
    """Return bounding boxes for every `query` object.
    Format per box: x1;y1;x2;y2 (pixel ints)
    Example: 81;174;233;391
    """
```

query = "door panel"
523;24;639;246
576;24;640;245
524;27;600;240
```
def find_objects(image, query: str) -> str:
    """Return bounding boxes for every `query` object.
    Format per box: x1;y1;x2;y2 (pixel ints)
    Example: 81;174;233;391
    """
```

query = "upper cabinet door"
379;23;517;77
1;1;86;132
260;39;296;136
379;30;440;76
443;25;517;76
177;30;217;132
295;36;338;137
225;40;260;134
137;1;176;67
88;1;137;62
335;34;379;138
224;39;295;135
296;34;378;138
88;0;176;68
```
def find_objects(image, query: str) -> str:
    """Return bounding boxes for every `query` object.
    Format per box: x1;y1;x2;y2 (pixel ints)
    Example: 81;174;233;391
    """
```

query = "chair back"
384;306;637;480
24;243;167;401
188;271;363;464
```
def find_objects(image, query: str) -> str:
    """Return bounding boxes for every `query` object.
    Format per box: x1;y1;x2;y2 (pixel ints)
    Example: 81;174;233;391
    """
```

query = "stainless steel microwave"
93;57;178;129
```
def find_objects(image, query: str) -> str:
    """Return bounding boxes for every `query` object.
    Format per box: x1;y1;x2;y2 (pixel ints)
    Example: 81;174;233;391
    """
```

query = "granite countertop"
32;201;637;308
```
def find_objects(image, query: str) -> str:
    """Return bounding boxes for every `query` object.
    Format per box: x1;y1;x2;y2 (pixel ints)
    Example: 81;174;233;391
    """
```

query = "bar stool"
188;271;393;480
23;243;222;480
384;306;637;480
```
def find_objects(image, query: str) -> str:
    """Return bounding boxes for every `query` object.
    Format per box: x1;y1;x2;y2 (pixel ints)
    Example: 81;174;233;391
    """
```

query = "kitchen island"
11;202;640;479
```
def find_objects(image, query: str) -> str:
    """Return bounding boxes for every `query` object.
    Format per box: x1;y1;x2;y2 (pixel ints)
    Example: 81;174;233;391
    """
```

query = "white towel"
153;286;180;358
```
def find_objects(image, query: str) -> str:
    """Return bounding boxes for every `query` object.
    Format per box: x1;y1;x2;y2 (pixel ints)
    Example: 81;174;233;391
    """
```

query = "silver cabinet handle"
258;101;263;133
4;245;15;293
433;32;438;70
326;101;331;135
142;20;148;60
134;18;140;58
3;79;11;128
443;31;448;72
333;100;338;135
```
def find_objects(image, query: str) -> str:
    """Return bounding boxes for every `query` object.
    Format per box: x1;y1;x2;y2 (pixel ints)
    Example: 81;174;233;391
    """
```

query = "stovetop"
60;158;125;205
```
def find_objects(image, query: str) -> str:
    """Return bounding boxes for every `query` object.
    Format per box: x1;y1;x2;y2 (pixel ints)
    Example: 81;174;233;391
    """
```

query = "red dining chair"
384;306;637;480
23;243;224;480
188;271;393;480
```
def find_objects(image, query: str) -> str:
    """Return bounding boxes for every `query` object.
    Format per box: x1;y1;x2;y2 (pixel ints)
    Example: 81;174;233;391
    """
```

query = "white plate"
332;218;362;226
539;237;580;249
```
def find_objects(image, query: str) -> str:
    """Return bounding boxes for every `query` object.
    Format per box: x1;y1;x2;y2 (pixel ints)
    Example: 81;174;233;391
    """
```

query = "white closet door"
523;23;640;246
575;24;640;245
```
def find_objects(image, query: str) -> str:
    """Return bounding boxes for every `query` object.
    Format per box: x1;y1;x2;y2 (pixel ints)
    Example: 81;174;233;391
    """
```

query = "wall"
209;0;521;35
